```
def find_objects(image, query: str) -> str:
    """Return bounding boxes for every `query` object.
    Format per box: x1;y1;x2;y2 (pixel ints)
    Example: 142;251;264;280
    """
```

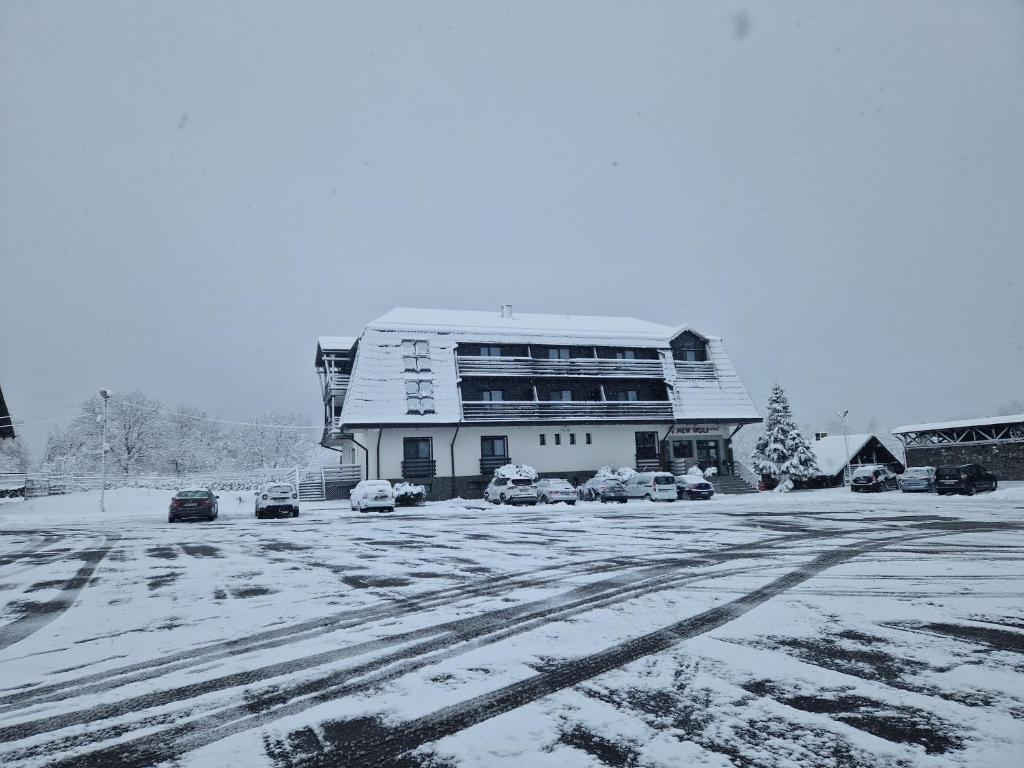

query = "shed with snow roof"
808;433;904;487
893;414;1024;481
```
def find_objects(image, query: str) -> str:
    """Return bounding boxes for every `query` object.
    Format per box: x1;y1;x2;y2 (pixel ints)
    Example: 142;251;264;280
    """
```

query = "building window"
615;350;637;360
585;433;592;445
672;440;694;460
613;390;639;401
539;434;546;446
403;437;432;460
480;345;502;357
548;390;572;401
481;389;504;401
405;380;435;413
481;436;508;458
569;433;576;445
554;433;561;446
402;340;431;372
547;347;570;360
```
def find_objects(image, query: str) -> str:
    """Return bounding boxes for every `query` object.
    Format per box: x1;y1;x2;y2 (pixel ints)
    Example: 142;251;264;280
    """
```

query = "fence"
0;473;26;499
22;465;363;501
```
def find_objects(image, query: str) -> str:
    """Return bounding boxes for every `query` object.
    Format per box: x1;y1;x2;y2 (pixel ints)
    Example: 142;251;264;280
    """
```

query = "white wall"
370;423;681;480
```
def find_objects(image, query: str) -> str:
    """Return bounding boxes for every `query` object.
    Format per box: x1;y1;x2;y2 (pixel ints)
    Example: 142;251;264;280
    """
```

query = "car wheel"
992;480;998;491
644;494;652;502
293;510;299;517
567;501;576;506
966;485;976;496
168;515;175;523
499;494;506;505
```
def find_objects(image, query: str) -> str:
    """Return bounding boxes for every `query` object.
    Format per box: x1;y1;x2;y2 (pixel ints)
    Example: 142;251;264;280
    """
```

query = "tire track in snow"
0;533;117;652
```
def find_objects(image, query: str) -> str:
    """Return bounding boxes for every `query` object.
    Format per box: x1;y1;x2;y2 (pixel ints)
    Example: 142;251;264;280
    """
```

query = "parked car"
850;465;899;492
934;464;998;496
899;466;936;493
624;472;678;501
255;483;299;519
577;476;628;503
168;488;219;523
350;480;396;513
675;474;715;500
483;476;538;505
535;478;577;505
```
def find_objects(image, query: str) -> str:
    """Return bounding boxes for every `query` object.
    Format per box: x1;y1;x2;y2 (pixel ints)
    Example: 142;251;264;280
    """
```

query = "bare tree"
162;405;219;476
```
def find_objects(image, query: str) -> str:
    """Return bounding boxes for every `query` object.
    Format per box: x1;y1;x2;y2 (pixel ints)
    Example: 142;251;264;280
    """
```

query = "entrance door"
696;439;721;473
635;431;659;460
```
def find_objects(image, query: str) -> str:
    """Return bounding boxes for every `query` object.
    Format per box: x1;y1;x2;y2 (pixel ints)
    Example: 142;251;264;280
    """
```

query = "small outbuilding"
808;433;904;487
893;414;1024;481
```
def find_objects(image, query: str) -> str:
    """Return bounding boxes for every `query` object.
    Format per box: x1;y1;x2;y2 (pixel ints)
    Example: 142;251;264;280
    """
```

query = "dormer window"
402;340;431;372
674;331;708;362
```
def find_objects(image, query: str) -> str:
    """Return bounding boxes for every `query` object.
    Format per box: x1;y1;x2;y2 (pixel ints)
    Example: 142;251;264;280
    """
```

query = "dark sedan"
935;464;998;496
578;478;628;503
168;488;219;522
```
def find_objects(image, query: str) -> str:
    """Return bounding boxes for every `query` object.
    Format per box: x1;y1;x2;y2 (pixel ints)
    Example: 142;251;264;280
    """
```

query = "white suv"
255;483;299;519
484;476;538;505
350;480;395;513
624;472;678;501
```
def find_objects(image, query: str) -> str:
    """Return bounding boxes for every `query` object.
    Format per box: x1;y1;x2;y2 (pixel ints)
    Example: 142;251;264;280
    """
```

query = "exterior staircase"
711;474;759;495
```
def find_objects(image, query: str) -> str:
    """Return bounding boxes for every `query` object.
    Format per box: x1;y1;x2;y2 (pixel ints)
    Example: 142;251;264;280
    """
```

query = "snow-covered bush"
493;464;538;480
685;464;703;477
702;466;718;478
774;477;794;494
595;466;636;483
394;482;426;506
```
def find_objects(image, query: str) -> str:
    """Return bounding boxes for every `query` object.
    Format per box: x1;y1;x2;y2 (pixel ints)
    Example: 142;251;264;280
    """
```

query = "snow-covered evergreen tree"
751;384;820;489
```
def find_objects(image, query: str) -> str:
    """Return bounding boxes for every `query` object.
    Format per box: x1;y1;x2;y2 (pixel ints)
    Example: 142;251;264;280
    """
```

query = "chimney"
499;304;513;319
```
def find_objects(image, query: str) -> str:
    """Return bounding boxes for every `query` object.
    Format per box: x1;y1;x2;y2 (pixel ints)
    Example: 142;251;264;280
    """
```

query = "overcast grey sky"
2;1;1022;458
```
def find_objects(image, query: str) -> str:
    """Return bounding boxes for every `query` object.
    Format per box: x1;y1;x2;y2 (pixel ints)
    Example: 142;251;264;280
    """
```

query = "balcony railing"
401;458;436;478
322;417;351;445
457;357;664;379
323;373;350;398
479;456;509;475
673;361;716;379
461;400;674;422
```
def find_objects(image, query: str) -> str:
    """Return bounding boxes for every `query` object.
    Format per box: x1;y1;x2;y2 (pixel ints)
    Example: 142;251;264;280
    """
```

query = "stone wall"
905;442;1024;481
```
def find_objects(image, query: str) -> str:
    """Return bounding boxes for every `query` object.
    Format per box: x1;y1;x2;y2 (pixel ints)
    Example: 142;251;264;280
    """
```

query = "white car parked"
624;471;678;501
483;476;538;505
535;478;577;505
350;480;395;513
255;483;299;519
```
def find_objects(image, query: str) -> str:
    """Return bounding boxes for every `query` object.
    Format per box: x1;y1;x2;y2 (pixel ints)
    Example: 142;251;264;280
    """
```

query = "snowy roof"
892;414;1024;434
337;307;760;427
368;307;678;346
317;336;358;352
810;434;874;477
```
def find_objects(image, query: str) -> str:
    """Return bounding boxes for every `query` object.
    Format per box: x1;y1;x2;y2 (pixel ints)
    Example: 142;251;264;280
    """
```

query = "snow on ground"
0;486;1022;767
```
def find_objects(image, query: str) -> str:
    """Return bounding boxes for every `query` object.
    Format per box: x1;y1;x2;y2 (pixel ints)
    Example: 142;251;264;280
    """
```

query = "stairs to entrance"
712;474;759;495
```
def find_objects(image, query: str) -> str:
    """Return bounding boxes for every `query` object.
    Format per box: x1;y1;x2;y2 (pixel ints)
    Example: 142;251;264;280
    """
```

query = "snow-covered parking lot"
0;487;1022;767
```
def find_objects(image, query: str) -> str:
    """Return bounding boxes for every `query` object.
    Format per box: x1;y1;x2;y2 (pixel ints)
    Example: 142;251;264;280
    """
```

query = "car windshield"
904;468;931;478
654;475;674;485
177;490;209;498
852;467;877;478
600;481;625;491
549;481;572;489
511;478;534;486
268;485;292;494
363;482;390;489
935;467;963;479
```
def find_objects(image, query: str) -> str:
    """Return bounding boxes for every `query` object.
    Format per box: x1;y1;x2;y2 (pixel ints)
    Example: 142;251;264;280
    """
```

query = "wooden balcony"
323;373;350;399
461;400;674;423
673;361;717;380
401;458;436;478
321;417;352;446
457;357;664;379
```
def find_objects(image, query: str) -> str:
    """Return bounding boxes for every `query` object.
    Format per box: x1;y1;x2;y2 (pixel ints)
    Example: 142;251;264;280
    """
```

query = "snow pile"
493;464;538;480
595;466;637;483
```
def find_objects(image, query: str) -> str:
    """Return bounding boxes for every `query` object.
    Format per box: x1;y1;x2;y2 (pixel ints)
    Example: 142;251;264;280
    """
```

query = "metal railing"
735;462;760;489
457;357;664;379
461;400;673;422
479;456;508;475
401;458;436;478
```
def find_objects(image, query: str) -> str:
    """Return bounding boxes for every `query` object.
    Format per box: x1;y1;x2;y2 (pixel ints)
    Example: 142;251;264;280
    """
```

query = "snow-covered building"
316;307;761;499
808;433;904;486
893;414;1024;481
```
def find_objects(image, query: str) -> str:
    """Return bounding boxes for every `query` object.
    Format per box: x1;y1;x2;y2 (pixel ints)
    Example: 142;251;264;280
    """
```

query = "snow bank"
595;466;636;483
493;464;539;480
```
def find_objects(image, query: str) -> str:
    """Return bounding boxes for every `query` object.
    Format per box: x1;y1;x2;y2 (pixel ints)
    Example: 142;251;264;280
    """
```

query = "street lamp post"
99;389;111;513
836;409;850;487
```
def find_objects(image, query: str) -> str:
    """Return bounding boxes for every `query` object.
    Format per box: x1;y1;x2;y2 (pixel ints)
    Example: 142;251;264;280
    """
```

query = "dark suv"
934;464;998;496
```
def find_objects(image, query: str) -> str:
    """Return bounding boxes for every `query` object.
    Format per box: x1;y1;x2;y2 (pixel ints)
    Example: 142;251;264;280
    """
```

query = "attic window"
405;380;435;414
402;340;431;372
676;333;708;362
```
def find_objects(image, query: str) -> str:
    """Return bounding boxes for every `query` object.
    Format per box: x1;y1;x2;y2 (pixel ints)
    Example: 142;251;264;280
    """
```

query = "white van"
624;472;678;501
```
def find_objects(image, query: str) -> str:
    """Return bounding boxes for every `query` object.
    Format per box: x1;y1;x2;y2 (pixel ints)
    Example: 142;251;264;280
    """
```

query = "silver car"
535;478;577;505
899;466;935;493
